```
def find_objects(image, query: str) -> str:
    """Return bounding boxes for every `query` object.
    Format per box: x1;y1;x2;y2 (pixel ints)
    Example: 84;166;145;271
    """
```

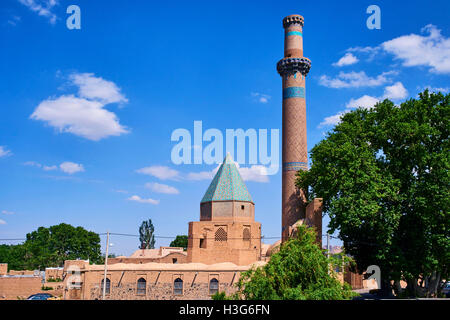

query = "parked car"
443;282;450;298
27;293;53;300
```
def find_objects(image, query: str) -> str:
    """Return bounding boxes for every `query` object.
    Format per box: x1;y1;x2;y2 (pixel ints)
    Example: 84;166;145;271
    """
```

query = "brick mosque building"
1;14;343;300
58;14;325;300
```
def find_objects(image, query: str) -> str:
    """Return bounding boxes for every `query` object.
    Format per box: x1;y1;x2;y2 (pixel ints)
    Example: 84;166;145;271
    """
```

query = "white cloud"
382;25;450;74
251;92;271;104
319;112;348;127
136;166;180;180
43;165;58;171
422;86;449;93
24;161;41;167
24;161;76;173
332;53;359;67
235;164;270;183
59;162;84;174
186;170;216;181
0;219;6;225
0;146;12;158
319;71;395;88
18;0;58;24
345;95;380;109
127;195;159;205
186;165;220;181
31;94;128;141
69;73;128;104
186;163;269;183
146;182;179;195
31;73;129;141
382;82;408;100
1;210;15;215
7;15;21;26
320;82;409;127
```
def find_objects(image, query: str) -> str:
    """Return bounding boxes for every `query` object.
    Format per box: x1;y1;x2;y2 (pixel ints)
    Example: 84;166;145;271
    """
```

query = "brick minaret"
277;15;312;242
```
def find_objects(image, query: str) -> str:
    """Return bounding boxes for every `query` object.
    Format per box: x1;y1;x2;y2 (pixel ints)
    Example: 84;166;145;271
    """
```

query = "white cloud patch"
31;73;129;141
59;162;84;174
24;161;42;167
235;164;270;183
345;95;380;110
422;86;449;94
382;25;450;74
127;195;159;205
18;0;59;24
43;165;58;171
2;210;15;215
320;82;409;127
69;73;128;104
7;15;21;26
251;92;271;104
24;161;81;174
0;146;12;158
332;53;359;67
146;182;179;195
382;82;408;100
319;71;395;88
186;163;269;183
319;112;348;127
136;166;180;180
0;219;6;225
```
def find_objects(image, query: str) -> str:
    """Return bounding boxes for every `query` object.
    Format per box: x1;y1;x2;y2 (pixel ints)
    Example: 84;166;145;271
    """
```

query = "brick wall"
0;277;43;300
0;264;7;276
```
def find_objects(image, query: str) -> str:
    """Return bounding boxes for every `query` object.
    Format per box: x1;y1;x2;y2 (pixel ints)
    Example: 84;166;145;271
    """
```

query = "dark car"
27;293;53;300
443;282;450;298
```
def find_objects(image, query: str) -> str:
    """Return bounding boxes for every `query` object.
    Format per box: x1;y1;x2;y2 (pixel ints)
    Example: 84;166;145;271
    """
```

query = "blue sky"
1;0;449;256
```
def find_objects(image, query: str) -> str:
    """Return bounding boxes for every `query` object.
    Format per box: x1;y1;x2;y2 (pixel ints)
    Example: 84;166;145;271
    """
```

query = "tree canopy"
170;235;188;250
139;219;155;249
0;223;102;270
214;225;356;300
296;90;449;297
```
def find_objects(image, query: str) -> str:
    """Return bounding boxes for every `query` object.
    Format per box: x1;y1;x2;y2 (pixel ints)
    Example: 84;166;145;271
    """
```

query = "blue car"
27;293;53;300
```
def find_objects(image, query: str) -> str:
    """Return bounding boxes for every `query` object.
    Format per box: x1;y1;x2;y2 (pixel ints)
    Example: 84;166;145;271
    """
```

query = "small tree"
214;225;356;300
170;235;188;250
139;219;155;249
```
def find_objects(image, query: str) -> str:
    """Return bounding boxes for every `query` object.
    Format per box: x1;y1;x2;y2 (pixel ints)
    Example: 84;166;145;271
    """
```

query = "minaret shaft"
277;15;311;242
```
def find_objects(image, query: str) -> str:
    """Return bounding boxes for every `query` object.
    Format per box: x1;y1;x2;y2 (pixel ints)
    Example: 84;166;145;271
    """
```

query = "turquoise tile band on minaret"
283;86;305;99
286;31;302;37
283;162;308;171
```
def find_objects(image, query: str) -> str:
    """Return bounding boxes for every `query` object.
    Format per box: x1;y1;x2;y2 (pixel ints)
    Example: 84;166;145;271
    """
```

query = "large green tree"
0;223;102;270
296;90;449;297
170;235;188;250
214;225;356;300
139;219;155;249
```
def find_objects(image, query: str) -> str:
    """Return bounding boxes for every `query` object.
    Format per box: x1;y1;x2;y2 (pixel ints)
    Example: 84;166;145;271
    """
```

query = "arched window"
101;278;110;295
215;227;227;242
173;278;183;295
137;278;146;295
209;278;219;295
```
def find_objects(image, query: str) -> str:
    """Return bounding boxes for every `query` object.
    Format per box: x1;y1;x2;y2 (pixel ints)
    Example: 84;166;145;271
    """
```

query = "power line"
0;232;342;242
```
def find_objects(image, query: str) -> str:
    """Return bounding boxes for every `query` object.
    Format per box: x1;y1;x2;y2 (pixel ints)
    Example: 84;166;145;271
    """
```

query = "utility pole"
327;233;330;275
327;233;330;258
102;231;109;300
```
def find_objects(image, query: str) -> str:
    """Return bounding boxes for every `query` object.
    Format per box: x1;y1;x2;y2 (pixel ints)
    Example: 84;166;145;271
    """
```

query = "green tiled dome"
201;153;253;203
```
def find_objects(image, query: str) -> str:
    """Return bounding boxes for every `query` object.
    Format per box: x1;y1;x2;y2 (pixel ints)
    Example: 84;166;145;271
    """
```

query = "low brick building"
63;259;266;300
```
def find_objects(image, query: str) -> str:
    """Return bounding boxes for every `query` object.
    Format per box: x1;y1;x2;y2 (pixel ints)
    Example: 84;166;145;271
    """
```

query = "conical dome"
201;153;253;203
